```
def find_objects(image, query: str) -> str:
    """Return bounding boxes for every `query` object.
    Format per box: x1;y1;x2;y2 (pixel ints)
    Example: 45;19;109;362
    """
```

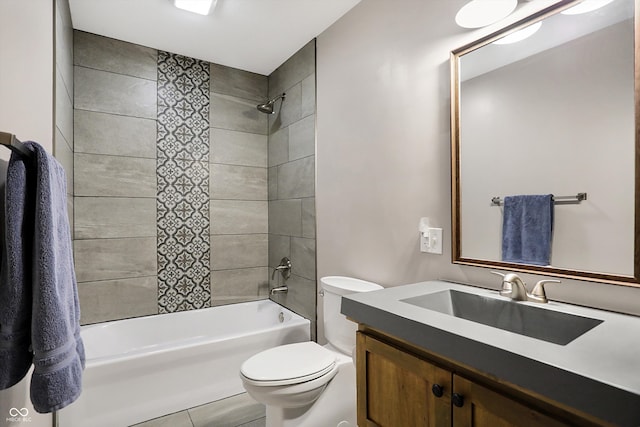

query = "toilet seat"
240;342;336;386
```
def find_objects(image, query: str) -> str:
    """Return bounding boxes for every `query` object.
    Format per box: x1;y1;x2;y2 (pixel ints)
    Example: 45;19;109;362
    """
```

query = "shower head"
257;93;286;114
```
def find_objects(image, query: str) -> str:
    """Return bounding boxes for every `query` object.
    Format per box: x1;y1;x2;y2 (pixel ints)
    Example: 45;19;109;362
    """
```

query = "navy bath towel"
0;153;36;389
0;142;84;413
28;142;85;413
502;194;554;266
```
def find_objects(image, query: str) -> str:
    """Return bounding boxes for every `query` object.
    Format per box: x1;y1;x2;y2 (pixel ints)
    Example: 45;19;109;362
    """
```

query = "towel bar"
0;131;32;158
491;193;587;206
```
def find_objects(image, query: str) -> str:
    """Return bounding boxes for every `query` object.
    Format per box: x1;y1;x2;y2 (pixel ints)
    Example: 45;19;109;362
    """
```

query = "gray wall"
268;40;317;326
73;31;271;323
316;0;640;343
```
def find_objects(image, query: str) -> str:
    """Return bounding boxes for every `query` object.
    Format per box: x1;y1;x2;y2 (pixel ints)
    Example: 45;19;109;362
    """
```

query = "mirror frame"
450;0;640;286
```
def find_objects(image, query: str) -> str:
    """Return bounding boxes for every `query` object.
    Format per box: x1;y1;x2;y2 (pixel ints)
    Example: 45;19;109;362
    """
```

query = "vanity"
342;280;640;426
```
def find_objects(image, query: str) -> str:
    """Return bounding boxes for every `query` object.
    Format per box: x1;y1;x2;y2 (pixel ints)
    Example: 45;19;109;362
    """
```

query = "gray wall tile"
67;196;74;239
302;198;316;239
131;409;193;427
210;128;267;167
268;167;278;200
75;237;157;282
269;39;315;98
291;237;316;281
189;393;266;427
75;110;156;158
211;267;269;306
210;164;267;200
75;153;156;197
56;0;74;100
268;127;288;167
270;274;316;320
211;234;268;270
211;93;267;135
78;276;157;324
74;30;157;81
269;200;302;236
210;63;267;102
277;156;315;199
56;69;73;145
75;66;157;119
278;83;302;130
210;200;268;234
301;73;316;118
55;128;73;196
289;115;315;161
75;197;156;239
269;234;291;268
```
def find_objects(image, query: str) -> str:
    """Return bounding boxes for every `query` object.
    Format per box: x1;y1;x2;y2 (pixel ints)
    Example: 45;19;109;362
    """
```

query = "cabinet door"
452;375;568;427
356;332;452;427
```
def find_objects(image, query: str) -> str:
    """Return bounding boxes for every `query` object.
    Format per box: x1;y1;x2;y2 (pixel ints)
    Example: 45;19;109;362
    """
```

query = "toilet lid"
240;342;336;386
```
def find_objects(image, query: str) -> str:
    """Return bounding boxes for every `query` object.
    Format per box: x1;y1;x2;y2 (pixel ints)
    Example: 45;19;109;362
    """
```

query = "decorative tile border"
157;51;211;313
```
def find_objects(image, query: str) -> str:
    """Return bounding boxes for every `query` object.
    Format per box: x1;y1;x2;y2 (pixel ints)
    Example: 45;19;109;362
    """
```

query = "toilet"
240;276;383;427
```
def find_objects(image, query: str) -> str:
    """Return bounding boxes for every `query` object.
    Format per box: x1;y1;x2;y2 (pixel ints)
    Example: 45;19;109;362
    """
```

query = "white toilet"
240;276;383;427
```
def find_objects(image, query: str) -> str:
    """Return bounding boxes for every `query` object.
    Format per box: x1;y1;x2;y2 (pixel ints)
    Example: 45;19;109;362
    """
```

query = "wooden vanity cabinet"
356;331;600;427
356;331;452;426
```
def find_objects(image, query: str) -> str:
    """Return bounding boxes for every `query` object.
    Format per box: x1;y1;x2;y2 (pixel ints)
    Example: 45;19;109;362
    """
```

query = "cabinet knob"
452;393;465;407
431;384;444;398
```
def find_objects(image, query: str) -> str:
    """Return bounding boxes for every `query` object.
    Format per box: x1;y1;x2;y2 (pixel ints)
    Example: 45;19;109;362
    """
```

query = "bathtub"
57;300;310;427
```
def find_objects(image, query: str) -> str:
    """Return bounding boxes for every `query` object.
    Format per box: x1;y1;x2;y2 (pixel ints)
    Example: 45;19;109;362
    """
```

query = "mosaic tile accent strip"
157;51;211;313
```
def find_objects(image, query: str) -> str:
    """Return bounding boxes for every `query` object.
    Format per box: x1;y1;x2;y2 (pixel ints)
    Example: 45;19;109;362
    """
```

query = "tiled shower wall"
73;31;159;323
53;0;74;229
268;40;317;324
72;31;272;324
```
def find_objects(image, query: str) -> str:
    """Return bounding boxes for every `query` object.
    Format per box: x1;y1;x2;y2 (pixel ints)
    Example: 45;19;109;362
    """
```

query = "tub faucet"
271;257;292;281
270;286;288;295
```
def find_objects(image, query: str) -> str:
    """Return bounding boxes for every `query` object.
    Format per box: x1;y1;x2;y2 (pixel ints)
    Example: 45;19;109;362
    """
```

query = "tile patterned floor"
131;393;265;427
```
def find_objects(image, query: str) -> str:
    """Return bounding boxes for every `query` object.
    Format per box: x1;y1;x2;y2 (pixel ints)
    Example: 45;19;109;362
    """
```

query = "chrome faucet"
271;257;292;281
492;271;528;301
270;286;288;295
270;257;292;295
491;271;560;303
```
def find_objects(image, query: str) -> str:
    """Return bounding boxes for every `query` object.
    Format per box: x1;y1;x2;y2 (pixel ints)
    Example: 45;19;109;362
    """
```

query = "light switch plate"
420;228;443;254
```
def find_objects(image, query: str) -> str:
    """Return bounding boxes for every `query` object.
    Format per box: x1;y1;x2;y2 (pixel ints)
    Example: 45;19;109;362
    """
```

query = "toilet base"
265;356;356;427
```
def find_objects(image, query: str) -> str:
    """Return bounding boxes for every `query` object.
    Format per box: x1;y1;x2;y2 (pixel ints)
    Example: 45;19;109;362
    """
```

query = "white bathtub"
57;300;310;427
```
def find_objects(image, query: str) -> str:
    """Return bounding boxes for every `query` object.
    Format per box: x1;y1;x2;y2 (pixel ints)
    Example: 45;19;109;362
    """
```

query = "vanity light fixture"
173;0;214;15
561;0;615;15
455;0;518;29
493;21;542;44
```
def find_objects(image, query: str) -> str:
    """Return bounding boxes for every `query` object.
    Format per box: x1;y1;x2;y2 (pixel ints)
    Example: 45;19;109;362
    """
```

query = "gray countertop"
341;280;640;427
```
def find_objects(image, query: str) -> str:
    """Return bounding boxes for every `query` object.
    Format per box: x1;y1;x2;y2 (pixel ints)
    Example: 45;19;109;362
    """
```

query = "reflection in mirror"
451;0;639;284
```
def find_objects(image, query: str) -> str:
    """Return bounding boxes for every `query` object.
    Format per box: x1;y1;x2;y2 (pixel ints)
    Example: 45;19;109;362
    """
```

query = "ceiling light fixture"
561;0;615;15
455;0;518;29
493;21;542;44
173;0;214;15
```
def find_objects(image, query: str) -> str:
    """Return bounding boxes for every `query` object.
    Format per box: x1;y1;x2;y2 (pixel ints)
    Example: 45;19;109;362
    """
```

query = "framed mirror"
450;0;640;285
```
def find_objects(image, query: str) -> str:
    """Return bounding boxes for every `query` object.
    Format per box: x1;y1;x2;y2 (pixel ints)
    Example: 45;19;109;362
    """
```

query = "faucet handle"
490;271;506;279
529;279;561;303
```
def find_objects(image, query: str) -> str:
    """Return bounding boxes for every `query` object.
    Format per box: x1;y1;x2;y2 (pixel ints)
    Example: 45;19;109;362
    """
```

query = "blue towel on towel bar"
0;142;84;412
0;152;36;389
28;142;85;413
502;194;554;266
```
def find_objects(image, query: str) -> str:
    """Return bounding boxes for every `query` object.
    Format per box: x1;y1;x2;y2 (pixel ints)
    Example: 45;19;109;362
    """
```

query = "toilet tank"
321;276;383;355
